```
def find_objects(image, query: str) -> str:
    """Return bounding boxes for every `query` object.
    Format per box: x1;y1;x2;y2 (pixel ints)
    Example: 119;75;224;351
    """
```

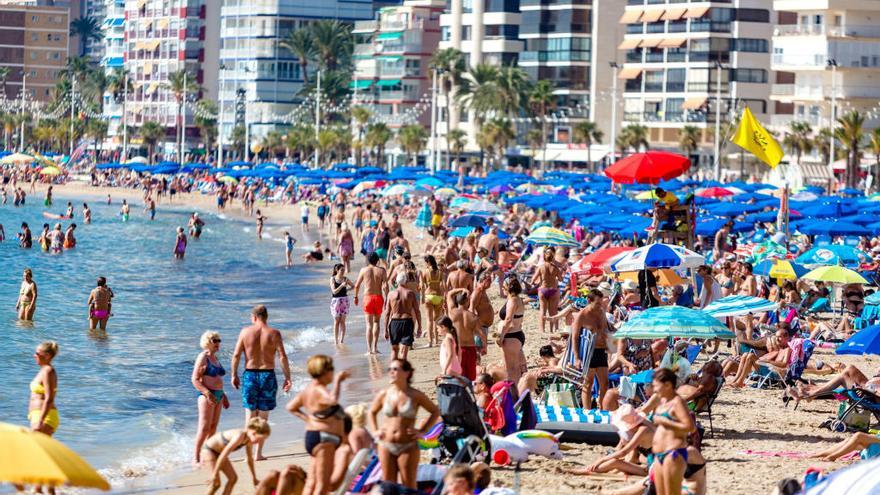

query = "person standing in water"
16;269;37;321
330;264;354;345
256;209;266;240
284;231;296;268
174;227;188;259
231;305;292;461
145;198;156;220
63;224;76;249
65;202;74;219
87;277;114;330
17;222;32;248
44;185;53;207
189;213;204;239
82;203;91;224
120;199;130;222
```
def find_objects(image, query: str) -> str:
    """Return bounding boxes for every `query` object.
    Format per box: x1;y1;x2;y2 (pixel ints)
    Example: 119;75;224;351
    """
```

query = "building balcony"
353;20;378;33
772;53;827;68
519;50;590;63
772;84;880;101
772;84;795;96
774;24;880;39
771;113;824;128
354;44;374;55
380;21;407;31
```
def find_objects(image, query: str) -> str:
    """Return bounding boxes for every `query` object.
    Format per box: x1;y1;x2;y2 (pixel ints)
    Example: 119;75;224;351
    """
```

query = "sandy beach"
36;180;877;495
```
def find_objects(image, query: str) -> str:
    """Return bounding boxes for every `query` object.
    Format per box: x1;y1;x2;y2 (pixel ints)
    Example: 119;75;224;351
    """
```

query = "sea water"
0;193;381;489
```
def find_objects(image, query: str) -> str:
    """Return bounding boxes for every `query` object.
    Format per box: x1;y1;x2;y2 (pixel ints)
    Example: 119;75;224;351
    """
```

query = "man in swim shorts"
385;272;421;360
572;290;611;409
354;252;388;354
231;305;292;460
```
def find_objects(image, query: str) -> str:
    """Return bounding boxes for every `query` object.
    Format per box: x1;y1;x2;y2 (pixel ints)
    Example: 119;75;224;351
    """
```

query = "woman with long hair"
330;264;354;345
421;255;447;347
437;316;463;378
532;247;563;333
16;268;37;321
497;277;527;385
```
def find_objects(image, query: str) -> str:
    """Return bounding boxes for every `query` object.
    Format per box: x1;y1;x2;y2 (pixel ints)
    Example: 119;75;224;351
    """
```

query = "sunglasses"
211;338;222;344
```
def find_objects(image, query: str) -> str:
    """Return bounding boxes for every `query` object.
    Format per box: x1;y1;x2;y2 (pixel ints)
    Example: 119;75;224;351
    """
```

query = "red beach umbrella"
603;152;691;185
696;186;735;198
571;246;635;275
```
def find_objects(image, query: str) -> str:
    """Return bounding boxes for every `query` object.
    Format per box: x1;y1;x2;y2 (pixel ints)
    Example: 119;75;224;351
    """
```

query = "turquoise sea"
0;192;380;489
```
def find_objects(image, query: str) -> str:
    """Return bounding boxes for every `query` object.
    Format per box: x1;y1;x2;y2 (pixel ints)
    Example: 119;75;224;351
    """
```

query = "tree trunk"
444;82;452;170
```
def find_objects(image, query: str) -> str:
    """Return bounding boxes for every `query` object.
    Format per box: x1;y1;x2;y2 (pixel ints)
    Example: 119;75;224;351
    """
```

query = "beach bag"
838;401;872;430
544;382;577;407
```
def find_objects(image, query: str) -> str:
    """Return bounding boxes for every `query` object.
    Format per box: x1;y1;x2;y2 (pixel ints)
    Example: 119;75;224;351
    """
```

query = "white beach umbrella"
803;457;880;495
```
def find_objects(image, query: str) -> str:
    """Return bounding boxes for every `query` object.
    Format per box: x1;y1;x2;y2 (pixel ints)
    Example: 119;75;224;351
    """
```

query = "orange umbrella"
618;269;685;287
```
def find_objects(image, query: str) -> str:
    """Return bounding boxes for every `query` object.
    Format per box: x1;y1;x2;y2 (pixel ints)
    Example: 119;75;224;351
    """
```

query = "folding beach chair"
691;377;723;437
543;330;595;408
822;388;880;433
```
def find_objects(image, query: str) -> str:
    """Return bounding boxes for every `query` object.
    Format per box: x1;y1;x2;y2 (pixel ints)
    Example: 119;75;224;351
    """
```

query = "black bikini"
498;305;525;345
683;462;706;478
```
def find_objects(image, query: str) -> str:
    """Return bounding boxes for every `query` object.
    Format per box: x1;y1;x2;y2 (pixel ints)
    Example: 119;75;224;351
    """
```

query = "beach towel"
533;405;612;424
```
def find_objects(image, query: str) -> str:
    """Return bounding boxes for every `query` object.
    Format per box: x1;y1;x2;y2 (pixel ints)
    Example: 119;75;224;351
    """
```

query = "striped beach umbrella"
702;295;779;318
804;457;880;495
610;243;704;272
616;306;735;340
525;227;579;247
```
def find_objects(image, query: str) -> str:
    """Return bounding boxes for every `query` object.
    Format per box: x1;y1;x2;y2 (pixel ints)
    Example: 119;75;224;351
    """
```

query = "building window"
736;9;770;23
31;15;38;22
731;38;768;53
730;68;767;83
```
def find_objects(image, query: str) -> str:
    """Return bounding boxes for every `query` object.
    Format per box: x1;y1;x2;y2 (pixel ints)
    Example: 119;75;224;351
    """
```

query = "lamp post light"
827;59;838;169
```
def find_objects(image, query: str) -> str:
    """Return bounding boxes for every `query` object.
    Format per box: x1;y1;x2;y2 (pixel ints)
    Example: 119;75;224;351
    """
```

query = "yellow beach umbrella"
635;190;660;201
0;152;35;164
39;166;62;176
802;266;868;285
767;260;808;280
218;175;238;185
619;269;685;287
0;422;110;490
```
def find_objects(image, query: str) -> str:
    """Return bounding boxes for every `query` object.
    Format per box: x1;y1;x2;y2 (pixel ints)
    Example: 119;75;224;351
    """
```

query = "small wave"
288;326;332;351
242;227;251;233
98;422;191;487
215;213;228;220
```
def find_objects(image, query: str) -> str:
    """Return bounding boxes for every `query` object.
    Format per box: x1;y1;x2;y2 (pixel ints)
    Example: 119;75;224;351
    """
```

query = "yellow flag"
731;107;784;168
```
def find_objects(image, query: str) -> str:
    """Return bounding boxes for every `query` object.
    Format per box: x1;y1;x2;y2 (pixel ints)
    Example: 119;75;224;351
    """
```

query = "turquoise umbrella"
414;202;432;229
616;306;735;340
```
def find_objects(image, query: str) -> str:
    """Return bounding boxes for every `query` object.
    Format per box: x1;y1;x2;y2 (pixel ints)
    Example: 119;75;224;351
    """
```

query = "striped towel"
535;405;612;424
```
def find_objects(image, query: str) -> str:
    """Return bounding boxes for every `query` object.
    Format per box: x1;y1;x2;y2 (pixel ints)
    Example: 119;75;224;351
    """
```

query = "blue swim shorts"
241;369;278;411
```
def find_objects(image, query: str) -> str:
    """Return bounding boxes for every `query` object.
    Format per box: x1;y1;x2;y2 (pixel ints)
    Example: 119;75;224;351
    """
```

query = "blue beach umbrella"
703;202;763;217
837;325;880;356
796;245;870;267
450;214;489;228
753;259;809;279
695;219;751;237
702;295;779;318
616;306;736;340
798;202;857;218
610;243;704;272
802;456;880;495
450;226;509;239
799;221;871;237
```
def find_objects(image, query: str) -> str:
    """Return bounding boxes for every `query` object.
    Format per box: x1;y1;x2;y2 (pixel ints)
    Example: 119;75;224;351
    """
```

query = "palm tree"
448;128;466;171
525;128;543;170
678;125;700;161
495;65;529;117
279;29;315;85
456;63;500;119
84;69;109;113
67;56;92;86
261;130;285;159
430;48;466;168
479;118;514;171
573;121;604;171
194;99;218;158
365;123;392;169
332;126;351;163
0;66;10;98
285;125;315;162
86;118;108;160
836;110;865;188
351;105;371;167
315;128;339;166
2;113;15;149
782;121;813;165
529;79;556;174
139;121;165;164
230;124;246;159
814;128;834;166
397;124;428;166
70;16;103;57
310;20;352;71
163;69;200;161
620;124;649;154
869;128;880;191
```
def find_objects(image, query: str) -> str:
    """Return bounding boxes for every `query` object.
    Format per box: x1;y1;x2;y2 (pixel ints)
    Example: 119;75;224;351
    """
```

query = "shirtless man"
231;305;292;460
477;227;500;260
384;272;422;360
571;290;611;409
388;213;402;237
354;252;388;354
735;262;757;297
447;260;474;292
448;290;483;381
470;272;494;360
87;277;114;330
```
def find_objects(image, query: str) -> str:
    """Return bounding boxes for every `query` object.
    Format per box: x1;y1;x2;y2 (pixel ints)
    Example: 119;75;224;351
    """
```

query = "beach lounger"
545;330;595;408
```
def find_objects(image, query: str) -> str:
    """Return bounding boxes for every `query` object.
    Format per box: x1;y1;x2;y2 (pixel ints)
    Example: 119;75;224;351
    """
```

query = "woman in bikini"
29;341;59;435
330;264;354;345
16;268;37;321
368;358;440;488
497;276;528;386
532;247;563;333
286;355;350;495
203;417;271;495
337;223;355;274
192;331;229;464
87;276;114;330
642;368;696;495
421;255;447;347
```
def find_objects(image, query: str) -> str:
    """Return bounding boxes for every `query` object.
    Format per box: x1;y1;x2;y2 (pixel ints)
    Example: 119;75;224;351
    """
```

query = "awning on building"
800;163;833;179
641;10;664;23
146;83;159;95
144;40;160;51
683;6;710;19
619;10;643;24
638;38;663;48
661;8;687;21
105;57;123;67
143;19;153;30
144;61;154;73
157;18;169;30
681;97;708;110
377;55;403;61
658;38;687;48
618;38;640;50
376;31;403;41
618;67;643;80
377;79;401;87
350;79;374;89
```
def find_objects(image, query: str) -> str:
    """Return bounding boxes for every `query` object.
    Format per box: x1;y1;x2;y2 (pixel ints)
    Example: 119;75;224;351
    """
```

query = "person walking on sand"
256;209;266;240
16;269;37;321
384;272;422;361
330;264;354;345
354;252;388;355
87;277;114;330
174;227;188;259
231;305;292;461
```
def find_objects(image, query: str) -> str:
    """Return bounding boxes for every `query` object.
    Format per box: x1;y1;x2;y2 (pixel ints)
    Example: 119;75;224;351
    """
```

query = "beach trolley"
435;376;491;462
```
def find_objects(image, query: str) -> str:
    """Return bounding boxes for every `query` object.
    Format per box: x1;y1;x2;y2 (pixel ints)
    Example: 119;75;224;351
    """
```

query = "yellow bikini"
29;379;60;430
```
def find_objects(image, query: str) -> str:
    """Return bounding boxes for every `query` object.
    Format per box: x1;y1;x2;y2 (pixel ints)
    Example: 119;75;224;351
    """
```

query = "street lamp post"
429;67;438;173
609;62;618;165
19;71;27;151
217;64;225;168
69;76;76;157
122;66;128;162
713;61;723;181
315;69;321;167
827;59;838;169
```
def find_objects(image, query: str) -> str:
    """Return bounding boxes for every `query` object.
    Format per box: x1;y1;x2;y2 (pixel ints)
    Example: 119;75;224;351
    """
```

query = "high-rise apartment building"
352;0;444;128
124;0;219;150
770;1;880;131
81;0;107;60
217;0;373;142
0;2;70;102
101;0;124;139
617;0;774;157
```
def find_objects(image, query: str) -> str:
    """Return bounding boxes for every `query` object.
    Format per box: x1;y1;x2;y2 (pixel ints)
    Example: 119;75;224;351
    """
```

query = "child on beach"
203;417;271;495
303;241;325;263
